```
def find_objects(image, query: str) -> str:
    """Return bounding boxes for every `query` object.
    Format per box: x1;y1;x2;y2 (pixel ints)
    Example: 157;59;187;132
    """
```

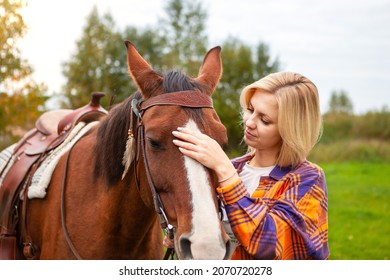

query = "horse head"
124;41;231;260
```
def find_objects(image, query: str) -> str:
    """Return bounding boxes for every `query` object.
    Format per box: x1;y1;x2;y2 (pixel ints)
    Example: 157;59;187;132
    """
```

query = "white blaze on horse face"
182;119;226;259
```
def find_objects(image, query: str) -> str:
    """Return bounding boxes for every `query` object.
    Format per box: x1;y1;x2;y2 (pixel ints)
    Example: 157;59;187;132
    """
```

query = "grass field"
321;162;390;260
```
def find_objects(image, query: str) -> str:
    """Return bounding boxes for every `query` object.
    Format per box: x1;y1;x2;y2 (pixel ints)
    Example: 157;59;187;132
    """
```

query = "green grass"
321;162;390;259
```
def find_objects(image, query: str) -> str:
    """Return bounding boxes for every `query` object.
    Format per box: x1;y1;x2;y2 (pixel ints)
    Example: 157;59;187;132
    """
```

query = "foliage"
0;89;48;149
0;0;47;147
0;0;29;83
322;162;390;260
321;112;355;143
216;38;280;155
309;139;390;163
158;0;208;75
321;107;390;143
61;6;132;108
328;89;354;115
353;106;390;140
216;39;253;155
310;106;390;163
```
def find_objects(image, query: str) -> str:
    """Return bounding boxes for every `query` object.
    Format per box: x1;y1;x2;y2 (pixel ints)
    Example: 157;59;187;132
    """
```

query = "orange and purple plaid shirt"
217;154;329;260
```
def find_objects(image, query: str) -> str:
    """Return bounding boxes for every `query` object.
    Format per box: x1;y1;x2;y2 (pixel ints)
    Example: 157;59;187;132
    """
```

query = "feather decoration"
121;129;135;180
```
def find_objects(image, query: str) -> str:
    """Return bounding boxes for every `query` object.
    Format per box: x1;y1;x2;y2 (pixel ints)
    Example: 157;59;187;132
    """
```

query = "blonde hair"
240;72;322;167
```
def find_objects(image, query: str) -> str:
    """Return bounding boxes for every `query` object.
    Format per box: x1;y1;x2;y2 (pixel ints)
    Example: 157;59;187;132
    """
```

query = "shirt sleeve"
217;164;329;260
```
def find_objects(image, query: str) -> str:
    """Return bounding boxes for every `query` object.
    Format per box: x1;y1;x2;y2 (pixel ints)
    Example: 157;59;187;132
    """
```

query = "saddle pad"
0;144;17;188
27;121;98;199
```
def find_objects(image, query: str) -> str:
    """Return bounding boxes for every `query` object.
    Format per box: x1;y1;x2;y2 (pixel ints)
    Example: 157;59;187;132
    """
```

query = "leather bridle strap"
140;90;213;111
133;90;213;260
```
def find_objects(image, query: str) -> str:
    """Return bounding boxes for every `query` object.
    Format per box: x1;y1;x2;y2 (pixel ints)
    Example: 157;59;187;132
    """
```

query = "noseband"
131;90;213;259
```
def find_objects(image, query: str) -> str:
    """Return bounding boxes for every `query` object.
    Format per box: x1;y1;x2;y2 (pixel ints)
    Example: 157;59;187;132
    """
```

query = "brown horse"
10;41;231;259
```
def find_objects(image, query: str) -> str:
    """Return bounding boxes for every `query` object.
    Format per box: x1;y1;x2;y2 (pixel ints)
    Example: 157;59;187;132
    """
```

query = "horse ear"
125;41;163;98
195;46;222;96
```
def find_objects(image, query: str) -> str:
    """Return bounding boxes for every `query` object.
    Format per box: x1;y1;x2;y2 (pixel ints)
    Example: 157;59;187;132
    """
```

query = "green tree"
122;26;165;71
255;43;280;79
61;6;133;108
61;0;210;108
0;0;47;148
328;90;354;115
159;0;208;74
215;38;280;155
354;106;390;140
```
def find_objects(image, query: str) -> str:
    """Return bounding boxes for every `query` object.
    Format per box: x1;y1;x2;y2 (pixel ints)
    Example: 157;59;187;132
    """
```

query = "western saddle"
0;93;108;259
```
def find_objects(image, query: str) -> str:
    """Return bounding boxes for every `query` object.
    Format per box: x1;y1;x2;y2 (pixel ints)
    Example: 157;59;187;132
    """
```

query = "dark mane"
94;70;210;185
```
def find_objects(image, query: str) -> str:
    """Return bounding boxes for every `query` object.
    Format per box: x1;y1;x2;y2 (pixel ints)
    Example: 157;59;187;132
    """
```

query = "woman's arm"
217;164;329;259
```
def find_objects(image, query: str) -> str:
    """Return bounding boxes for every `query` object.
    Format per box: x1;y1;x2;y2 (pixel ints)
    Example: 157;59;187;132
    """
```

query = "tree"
214;38;280;155
61;0;210;108
328;90;354;115
159;0;208;75
255;43;280;79
122;26;165;71
61;6;133;108
0;0;29;84
0;0;47;148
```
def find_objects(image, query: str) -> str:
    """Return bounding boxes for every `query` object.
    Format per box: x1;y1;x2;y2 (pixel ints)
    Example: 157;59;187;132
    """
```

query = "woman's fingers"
172;128;201;144
172;139;196;151
171;127;235;179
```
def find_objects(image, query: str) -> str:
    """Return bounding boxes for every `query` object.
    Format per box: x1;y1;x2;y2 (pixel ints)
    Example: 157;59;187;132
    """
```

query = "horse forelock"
163;70;210;128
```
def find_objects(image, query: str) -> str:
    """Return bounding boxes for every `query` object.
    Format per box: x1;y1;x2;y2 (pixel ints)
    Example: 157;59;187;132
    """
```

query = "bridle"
131;90;214;259
61;90;214;260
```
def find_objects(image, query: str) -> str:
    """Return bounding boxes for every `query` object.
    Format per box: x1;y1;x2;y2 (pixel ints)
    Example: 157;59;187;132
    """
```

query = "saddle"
0;92;108;259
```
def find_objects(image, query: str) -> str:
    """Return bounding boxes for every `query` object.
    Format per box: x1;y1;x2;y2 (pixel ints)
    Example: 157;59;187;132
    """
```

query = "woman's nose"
245;115;256;129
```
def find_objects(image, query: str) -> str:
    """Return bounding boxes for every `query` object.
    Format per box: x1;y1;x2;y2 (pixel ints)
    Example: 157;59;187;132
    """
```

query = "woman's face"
243;90;282;155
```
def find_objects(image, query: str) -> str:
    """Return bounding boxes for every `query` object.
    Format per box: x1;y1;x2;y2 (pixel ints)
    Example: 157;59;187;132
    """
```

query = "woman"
169;72;329;260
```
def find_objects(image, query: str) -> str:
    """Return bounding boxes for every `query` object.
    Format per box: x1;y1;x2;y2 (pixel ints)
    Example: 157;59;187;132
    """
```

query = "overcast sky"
18;0;390;114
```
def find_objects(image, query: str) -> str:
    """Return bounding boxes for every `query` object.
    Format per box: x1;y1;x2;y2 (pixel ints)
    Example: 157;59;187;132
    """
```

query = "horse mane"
94;70;210;186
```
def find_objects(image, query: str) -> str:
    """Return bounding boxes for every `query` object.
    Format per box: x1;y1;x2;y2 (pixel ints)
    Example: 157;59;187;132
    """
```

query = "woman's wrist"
218;170;237;183
216;165;237;185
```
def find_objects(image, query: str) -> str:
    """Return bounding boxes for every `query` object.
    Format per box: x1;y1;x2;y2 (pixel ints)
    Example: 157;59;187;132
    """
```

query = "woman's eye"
261;117;271;126
246;107;254;112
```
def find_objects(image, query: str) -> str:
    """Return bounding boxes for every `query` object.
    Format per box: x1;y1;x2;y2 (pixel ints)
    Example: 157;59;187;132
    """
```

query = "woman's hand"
172;127;236;181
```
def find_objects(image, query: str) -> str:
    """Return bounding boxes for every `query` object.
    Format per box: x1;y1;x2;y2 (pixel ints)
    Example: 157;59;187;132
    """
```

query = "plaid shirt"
217;154;329;260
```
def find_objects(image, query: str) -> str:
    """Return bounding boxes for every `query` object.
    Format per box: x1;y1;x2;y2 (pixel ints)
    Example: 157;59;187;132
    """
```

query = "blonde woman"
170;72;329;259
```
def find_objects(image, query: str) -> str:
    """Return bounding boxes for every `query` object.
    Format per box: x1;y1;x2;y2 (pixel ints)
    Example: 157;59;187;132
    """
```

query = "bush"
309;139;390;163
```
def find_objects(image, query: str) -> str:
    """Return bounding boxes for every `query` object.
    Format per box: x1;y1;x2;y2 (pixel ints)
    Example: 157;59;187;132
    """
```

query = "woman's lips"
245;129;256;139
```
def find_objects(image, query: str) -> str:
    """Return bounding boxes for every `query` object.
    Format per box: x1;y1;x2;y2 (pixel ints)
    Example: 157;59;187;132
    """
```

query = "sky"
18;0;390;114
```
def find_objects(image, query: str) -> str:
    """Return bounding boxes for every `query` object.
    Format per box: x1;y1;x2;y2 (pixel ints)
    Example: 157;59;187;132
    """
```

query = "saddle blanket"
0;121;98;199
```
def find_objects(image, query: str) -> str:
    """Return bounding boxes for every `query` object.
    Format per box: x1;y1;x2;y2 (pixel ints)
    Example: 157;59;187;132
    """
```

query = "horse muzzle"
177;232;232;260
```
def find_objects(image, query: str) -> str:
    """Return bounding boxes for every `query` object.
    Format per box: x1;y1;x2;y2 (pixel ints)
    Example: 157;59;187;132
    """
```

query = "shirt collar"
232;153;293;180
269;165;293;180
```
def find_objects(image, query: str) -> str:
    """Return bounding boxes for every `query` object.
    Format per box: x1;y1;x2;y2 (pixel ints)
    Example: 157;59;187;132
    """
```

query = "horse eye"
148;138;162;150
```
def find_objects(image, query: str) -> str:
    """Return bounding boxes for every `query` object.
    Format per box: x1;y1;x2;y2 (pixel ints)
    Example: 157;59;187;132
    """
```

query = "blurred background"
1;0;389;259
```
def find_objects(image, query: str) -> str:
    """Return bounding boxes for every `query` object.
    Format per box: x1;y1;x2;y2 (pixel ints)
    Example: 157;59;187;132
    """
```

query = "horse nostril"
179;236;193;260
